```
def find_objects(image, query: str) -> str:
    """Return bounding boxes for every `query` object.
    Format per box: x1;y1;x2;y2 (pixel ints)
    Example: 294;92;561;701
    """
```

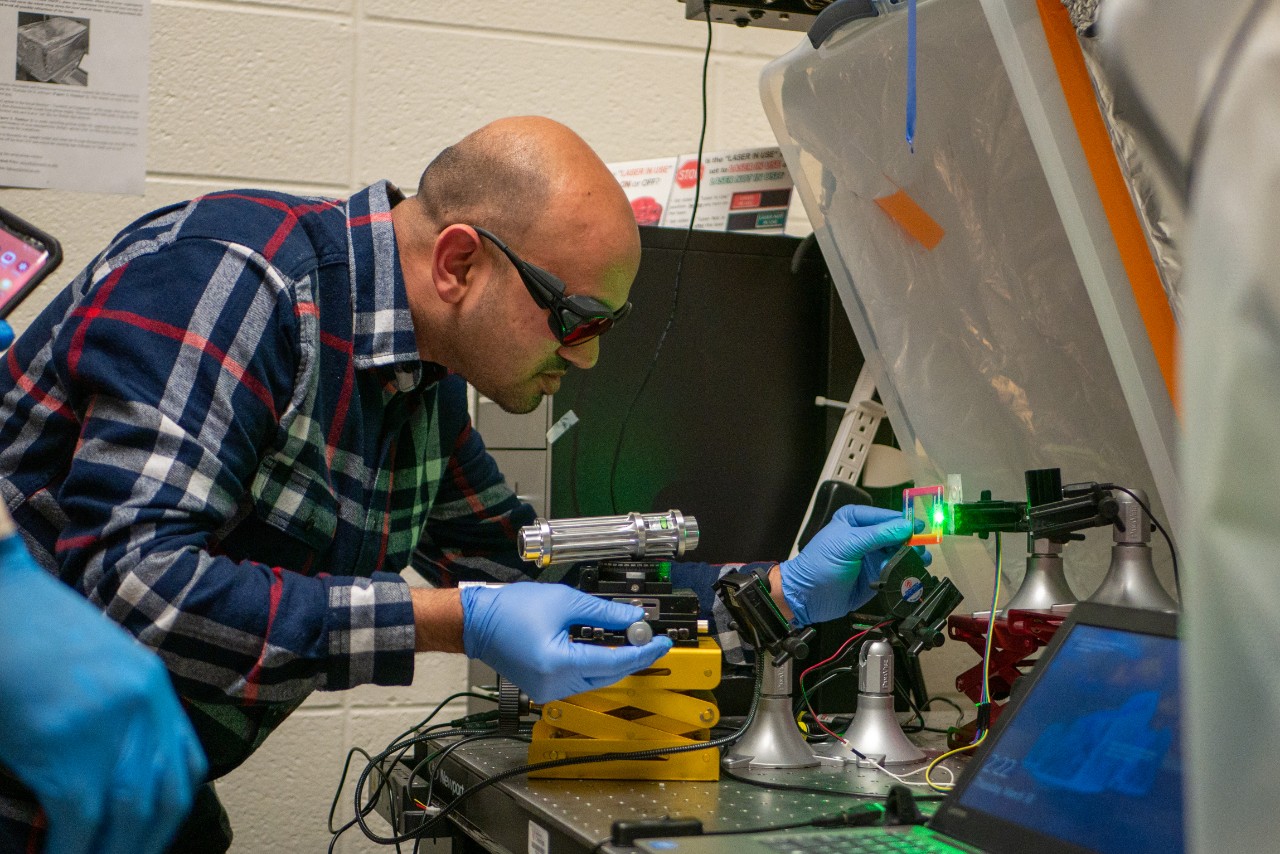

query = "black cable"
374;731;723;846
356;760;404;854
406;731;518;854
791;669;954;737
792;665;854;716
369;634;949;845
1101;483;1180;596
406;730;522;854
329;746;374;835
791;662;930;736
409;730;519;820
893;683;927;734
333;722;479;851
380;691;497;767
797;626;886;712
345;690;498;842
921;695;964;717
328;746;378;853
607;0;713;513
349;726;498;846
336;688;502;848
891;685;954;736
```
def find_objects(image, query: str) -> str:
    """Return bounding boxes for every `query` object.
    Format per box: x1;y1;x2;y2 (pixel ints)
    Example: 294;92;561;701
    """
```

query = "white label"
546;409;579;444
529;821;550;854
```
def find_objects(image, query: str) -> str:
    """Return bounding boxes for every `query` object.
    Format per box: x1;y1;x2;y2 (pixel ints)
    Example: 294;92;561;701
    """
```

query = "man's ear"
431;224;487;305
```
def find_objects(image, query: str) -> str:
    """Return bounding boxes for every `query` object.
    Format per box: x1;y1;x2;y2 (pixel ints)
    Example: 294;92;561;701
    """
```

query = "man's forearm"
766;564;795;622
410;586;466;652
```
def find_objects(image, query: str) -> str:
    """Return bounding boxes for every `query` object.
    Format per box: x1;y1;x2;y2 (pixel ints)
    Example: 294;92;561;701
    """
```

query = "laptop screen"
945;616;1182;853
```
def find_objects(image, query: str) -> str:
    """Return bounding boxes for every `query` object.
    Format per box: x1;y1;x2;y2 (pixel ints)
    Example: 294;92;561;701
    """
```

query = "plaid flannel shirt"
0;181;536;776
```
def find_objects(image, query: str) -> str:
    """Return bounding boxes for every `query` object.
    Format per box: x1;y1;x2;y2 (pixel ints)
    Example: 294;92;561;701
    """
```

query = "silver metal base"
721;655;819;769
1087;544;1178;611
1005;543;1078;611
816;694;925;765
721;695;820;769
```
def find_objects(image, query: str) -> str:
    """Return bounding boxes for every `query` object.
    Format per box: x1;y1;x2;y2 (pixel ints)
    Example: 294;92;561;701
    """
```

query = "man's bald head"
415;116;633;245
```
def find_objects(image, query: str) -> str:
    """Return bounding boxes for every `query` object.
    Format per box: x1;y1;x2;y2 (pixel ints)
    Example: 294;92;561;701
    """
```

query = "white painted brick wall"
0;3;811;851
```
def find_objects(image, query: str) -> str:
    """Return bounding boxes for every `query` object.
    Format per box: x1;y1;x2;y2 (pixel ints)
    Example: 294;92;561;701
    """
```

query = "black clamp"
715;570;815;666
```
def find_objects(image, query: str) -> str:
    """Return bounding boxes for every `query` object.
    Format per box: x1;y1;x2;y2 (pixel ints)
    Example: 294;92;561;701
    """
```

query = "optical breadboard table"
374;719;963;854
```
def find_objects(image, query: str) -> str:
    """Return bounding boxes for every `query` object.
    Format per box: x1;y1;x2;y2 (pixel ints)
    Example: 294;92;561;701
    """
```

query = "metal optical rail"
518;510;699;568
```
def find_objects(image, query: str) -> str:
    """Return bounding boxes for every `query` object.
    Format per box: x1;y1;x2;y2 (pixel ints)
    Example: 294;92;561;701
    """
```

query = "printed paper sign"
610;146;792;233
611;156;676;227
0;0;150;194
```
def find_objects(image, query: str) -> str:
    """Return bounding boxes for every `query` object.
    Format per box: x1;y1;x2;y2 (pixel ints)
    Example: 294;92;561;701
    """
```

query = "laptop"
638;601;1182;854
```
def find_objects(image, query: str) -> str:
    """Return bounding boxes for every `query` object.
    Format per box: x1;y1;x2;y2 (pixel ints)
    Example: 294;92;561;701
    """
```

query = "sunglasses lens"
561;316;615;346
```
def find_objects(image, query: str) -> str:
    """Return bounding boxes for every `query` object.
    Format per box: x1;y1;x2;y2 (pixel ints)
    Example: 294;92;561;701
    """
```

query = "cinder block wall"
0;3;806;851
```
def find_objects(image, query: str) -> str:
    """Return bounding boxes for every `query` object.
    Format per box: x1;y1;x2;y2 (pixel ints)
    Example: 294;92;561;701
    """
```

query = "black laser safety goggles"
472;225;632;346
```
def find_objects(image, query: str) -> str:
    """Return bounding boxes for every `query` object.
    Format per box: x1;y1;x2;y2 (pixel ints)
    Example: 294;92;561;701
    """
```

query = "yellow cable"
924;729;988;793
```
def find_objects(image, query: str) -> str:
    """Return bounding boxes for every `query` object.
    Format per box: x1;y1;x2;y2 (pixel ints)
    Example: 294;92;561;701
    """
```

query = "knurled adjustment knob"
497;676;528;733
625;620;654;646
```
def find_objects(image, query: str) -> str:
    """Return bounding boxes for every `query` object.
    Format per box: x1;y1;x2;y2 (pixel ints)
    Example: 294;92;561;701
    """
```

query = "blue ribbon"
906;0;918;152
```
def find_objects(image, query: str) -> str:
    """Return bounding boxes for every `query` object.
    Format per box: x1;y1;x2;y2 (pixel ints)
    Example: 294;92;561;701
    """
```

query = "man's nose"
558;337;600;370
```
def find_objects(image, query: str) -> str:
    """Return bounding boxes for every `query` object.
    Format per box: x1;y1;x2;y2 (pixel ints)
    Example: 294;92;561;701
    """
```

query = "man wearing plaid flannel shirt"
0;117;916;851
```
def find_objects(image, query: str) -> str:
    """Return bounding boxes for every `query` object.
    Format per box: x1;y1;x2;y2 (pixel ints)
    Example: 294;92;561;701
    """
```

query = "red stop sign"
675;160;702;189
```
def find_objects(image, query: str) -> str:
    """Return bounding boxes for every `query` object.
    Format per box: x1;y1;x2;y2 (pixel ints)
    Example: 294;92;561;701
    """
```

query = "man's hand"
461;582;674;703
779;504;929;626
0;531;206;854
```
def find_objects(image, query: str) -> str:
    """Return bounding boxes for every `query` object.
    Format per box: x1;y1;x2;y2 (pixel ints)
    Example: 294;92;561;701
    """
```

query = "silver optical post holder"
1087;488;1178;611
813;638;924;766
722;653;821;769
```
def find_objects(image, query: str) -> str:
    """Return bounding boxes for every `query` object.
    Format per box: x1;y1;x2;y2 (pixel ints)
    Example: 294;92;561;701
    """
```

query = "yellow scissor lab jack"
529;637;722;781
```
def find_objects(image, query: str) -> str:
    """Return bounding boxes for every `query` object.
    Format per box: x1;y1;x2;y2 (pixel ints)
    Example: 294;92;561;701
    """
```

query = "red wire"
798;620;892;743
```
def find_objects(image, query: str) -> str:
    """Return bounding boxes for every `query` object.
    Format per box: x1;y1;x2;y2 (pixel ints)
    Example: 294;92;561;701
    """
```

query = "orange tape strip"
874;188;946;250
1035;0;1179;414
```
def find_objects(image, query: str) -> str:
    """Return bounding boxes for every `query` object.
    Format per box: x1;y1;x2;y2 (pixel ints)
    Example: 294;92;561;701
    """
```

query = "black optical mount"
949;468;1121;543
714;570;816;666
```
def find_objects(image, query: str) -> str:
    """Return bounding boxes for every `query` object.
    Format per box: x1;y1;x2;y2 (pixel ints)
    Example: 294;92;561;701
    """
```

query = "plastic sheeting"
760;0;1174;596
1078;40;1185;324
1086;0;1257;329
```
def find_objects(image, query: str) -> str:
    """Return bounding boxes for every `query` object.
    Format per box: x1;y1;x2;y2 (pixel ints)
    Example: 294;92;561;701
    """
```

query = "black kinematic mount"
714;569;816;666
574;560;701;648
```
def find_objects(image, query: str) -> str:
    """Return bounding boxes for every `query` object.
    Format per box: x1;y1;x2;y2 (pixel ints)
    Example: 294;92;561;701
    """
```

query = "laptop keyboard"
761;829;958;854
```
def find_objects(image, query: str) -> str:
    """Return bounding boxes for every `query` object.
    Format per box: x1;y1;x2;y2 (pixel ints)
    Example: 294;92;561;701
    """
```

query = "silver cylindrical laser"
518;510;699;568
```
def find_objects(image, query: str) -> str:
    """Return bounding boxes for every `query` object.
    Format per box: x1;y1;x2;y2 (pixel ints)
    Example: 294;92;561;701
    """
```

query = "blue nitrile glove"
461;582;675;703
0;533;207;854
780;504;931;626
